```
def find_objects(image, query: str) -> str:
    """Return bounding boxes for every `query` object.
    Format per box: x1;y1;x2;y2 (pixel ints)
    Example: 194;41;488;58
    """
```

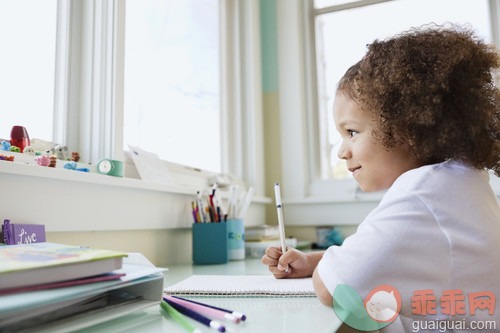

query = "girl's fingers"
262;246;285;266
268;265;291;278
261;255;278;266
264;246;283;259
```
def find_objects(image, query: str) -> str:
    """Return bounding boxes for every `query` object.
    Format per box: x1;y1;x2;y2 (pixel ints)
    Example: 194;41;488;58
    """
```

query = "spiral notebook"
164;275;316;297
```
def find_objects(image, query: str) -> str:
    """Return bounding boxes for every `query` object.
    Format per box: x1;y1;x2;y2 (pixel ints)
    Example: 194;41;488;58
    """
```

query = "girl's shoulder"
392;160;487;193
379;160;496;217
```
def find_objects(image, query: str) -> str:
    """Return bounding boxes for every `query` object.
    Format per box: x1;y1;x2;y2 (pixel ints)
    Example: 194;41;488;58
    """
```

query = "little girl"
262;25;500;332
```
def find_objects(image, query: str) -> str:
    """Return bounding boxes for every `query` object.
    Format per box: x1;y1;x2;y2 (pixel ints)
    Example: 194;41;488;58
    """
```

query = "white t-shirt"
317;160;500;332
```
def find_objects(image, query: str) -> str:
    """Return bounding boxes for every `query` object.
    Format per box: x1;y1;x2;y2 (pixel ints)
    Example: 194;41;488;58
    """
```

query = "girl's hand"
261;246;323;279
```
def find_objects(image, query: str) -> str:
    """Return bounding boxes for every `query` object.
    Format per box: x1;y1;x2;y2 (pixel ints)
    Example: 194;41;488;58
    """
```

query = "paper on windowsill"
128;145;175;185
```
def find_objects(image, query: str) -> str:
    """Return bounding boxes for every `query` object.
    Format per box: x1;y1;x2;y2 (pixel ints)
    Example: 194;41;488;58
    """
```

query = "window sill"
0;152;270;202
281;196;380;226
0;157;194;195
0;155;270;232
283;173;500;226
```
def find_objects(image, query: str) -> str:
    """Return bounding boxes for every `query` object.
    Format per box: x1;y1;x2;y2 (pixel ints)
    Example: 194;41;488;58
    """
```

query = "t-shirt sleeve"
316;188;450;299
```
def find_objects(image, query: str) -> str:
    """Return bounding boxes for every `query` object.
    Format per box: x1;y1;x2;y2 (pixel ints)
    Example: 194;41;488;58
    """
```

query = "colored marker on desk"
197;191;207;222
164;297;226;332
191;201;199;223
165;296;240;323
160;300;202;333
209;204;219;222
172;295;247;321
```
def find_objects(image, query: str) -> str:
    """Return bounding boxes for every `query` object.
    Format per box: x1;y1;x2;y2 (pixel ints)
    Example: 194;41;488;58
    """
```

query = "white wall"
0;152;270;265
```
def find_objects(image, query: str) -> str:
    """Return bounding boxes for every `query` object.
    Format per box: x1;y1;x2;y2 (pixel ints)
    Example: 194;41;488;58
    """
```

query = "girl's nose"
337;140;352;160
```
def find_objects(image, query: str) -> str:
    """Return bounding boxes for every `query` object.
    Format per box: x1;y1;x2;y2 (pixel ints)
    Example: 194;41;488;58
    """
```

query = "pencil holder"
192;222;228;264
227;219;245;260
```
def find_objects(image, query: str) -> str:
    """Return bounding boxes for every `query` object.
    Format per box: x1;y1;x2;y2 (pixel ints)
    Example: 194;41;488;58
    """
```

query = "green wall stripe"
260;0;279;92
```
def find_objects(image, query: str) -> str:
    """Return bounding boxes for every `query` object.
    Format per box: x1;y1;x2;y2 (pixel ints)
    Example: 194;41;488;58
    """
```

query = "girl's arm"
313;267;333;306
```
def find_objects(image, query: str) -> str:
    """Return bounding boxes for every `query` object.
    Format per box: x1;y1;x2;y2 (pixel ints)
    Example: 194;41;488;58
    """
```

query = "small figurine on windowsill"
48;156;57;168
23;146;36;155
35;155;50;167
23;138;56;156
10;146;20;153
55;145;69;160
10;125;30;153
0;155;14;162
1;141;10;151
63;161;77;170
71;151;80;162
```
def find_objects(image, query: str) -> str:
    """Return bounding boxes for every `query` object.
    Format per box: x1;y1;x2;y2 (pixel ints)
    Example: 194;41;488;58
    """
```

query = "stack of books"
0;242;165;332
245;225;297;258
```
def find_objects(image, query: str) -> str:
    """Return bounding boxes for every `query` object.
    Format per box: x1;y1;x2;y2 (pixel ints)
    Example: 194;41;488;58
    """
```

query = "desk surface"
76;258;342;333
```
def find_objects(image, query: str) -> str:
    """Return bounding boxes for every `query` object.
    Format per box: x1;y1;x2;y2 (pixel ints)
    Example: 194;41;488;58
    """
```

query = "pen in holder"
227;219;245;260
192;222;229;264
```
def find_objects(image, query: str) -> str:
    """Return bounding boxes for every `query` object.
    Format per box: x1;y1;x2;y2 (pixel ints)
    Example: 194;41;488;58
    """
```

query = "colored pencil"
172;295;247;321
164;297;226;332
160;300;202;333
165;296;240;323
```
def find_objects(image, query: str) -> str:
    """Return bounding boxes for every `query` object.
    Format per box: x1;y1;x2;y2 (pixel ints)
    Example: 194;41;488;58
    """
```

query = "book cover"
0;272;125;296
0;242;127;291
2;219;46;245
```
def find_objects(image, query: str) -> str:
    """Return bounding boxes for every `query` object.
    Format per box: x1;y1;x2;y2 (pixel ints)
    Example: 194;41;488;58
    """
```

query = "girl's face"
333;92;421;192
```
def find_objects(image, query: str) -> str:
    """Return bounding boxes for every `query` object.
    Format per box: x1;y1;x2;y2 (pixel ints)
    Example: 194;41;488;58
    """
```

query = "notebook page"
164;275;316;297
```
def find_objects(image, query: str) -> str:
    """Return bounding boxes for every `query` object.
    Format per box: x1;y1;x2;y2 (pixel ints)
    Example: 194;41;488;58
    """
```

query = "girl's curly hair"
338;24;500;176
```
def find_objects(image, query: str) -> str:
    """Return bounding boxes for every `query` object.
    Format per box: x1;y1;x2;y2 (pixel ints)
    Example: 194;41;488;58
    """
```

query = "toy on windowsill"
10;146;20;153
35;155;50;167
23;146;36;155
55;145;69;160
10;125;30;153
0;155;14;162
23;138;56;156
1;141;10;151
48;156;57;168
64;161;77;170
44;148;55;156
71;152;80;162
63;161;89;173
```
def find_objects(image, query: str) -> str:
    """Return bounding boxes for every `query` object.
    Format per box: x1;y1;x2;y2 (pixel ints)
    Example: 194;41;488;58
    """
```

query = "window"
276;0;500;225
313;0;493;180
0;0;57;142
123;0;221;172
0;0;264;197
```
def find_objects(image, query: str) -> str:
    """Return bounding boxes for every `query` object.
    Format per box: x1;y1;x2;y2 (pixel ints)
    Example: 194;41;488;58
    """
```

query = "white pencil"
274;183;288;273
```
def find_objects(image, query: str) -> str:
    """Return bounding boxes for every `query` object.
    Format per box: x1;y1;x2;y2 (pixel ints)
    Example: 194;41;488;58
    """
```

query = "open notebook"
164;275;316;297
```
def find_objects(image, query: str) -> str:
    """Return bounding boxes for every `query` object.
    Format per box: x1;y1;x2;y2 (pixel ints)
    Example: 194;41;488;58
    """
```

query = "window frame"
277;0;500;226
51;0;265;196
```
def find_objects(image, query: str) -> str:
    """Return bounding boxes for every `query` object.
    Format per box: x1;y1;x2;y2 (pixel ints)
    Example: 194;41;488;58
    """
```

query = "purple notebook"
2;219;46;245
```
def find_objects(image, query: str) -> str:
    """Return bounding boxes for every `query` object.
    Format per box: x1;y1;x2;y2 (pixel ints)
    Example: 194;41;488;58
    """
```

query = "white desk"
75;258;342;333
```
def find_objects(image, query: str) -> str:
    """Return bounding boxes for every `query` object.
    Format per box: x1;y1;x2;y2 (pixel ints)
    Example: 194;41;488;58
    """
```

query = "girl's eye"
347;129;358;138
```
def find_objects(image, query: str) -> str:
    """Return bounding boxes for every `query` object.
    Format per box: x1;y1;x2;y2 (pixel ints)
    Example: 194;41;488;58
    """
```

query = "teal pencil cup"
192;222;229;264
227;219;245;260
